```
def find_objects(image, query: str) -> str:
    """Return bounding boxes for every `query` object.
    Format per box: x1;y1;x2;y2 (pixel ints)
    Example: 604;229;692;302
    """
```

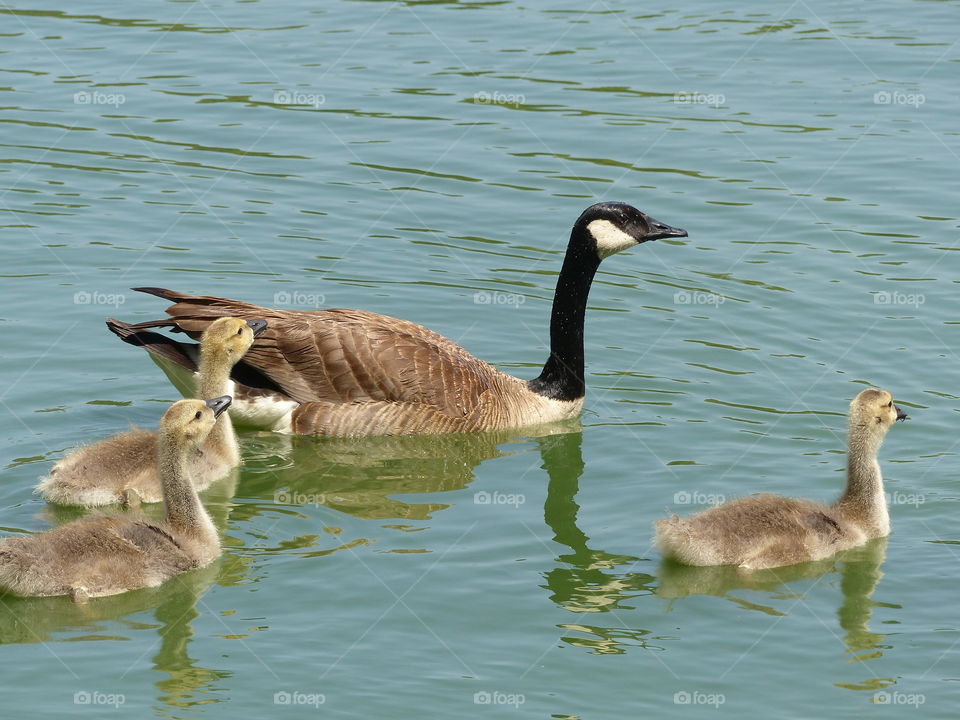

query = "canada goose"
37;317;266;506
655;389;908;570
104;202;687;437
0;397;230;601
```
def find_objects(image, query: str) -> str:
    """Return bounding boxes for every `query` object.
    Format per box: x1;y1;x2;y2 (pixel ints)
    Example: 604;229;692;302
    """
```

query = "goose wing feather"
125;287;508;419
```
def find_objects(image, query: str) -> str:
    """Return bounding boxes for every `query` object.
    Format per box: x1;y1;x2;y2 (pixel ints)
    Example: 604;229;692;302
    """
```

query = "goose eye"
194;410;202;420
886;401;892;408
237;327;243;335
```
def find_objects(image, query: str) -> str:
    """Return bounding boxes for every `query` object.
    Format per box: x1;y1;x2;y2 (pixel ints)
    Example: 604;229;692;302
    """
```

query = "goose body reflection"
240;421;581;525
538;430;658;654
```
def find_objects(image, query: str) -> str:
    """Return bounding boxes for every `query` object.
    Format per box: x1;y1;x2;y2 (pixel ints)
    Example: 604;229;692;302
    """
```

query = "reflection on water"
537;426;893;663
0;469;249;711
0;0;955;712
238;423;581;526
657;537;892;681
539;430;658;654
0;551;232;710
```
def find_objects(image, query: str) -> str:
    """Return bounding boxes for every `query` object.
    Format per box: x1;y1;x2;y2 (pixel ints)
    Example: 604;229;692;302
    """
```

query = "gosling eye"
236;327;243;335
194;410;202;420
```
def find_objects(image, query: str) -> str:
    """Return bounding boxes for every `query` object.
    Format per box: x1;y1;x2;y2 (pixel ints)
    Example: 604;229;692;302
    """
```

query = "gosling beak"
641;214;688;242
246;318;268;337
205;395;232;419
895;404;909;421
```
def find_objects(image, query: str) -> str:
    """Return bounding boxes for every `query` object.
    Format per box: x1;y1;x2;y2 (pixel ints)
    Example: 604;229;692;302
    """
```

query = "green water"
1;1;957;717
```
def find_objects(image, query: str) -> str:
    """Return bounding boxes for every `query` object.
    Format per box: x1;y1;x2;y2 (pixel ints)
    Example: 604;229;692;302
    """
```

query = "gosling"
655;388;908;570
37;317;266;506
0;397;230;601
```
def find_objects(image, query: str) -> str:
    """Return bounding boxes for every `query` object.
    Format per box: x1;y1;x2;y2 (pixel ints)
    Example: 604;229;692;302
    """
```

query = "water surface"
1;1;958;717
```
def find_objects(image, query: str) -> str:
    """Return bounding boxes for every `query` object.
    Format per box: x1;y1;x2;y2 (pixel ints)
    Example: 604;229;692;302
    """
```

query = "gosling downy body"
37;317;267;506
0;397;230;601
655;389;908;570
105;202;687;437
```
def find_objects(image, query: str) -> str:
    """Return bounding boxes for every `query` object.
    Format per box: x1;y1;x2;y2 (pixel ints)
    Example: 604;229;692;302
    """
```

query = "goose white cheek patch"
587;219;636;258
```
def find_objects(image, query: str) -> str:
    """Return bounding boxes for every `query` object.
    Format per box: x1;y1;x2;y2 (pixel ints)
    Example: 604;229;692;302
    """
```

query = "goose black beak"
205;395;232;419
895;404;909;421
246;318;268;337
641;214;688;242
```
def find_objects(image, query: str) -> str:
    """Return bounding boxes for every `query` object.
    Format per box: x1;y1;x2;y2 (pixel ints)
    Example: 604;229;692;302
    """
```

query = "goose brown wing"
126;287;504;418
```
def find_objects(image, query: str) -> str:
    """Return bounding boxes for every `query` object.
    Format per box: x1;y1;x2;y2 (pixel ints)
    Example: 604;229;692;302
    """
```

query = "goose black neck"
528;231;601;401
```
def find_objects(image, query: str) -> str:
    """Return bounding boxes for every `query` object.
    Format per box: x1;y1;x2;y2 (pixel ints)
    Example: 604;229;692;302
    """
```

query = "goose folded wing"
130;289;498;418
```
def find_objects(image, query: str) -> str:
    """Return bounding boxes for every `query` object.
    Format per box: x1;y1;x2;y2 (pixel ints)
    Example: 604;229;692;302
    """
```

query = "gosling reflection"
836;538;890;661
657;537;889;658
151;563;229;711
1;470;250;712
540;431;657;654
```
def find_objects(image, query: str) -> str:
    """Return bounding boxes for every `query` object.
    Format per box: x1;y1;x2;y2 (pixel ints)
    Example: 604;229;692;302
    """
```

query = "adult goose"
0;397;229;601
655;388;908;570
107;202;686;437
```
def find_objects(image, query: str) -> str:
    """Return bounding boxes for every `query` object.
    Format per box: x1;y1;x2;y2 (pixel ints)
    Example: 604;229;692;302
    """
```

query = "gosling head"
159;396;232;449
575;202;688;260
200;316;268;363
849;388;908;435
